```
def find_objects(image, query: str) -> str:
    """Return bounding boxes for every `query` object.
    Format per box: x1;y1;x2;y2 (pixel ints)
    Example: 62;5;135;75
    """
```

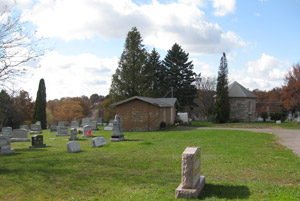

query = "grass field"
0;127;300;200
190;120;300;130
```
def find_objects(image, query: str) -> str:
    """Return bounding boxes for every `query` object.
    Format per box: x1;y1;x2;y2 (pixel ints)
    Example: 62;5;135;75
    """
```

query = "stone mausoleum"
229;81;257;122
112;96;178;131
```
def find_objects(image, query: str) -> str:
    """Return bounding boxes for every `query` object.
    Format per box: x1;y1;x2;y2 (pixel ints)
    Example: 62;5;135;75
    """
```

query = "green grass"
190;120;300;129
0;128;299;200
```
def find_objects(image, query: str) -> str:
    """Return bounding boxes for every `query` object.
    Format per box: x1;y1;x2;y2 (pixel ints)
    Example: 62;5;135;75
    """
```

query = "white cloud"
211;0;236;16
22;0;246;55
192;58;216;78
16;51;118;100
229;53;289;90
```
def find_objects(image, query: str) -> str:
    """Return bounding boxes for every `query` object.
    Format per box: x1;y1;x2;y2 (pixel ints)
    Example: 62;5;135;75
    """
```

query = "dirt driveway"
196;127;300;157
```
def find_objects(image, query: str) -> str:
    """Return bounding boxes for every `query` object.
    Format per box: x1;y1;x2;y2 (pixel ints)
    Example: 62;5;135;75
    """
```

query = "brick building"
112;96;178;131
229;81;257;122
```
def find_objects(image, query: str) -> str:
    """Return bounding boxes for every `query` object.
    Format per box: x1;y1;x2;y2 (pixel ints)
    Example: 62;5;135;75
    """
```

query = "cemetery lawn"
1;128;300;200
191;120;300;130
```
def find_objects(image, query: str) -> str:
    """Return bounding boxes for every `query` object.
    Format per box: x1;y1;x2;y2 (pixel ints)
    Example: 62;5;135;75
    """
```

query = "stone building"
112;96;178;131
229;81;257;122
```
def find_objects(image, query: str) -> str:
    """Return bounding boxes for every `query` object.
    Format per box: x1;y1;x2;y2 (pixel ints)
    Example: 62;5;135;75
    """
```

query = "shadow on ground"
199;183;250;200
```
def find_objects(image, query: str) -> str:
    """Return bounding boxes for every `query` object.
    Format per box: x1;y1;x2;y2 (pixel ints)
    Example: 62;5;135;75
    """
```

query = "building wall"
229;97;256;122
115;99;176;131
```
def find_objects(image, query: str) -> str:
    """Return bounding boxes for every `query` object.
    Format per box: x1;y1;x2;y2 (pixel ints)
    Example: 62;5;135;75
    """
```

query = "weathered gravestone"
91;137;107;148
50;125;57;132
67;141;81;153
297;112;300;124
175;147;205;199
288;112;293;121
89;121;98;130
110;115;125;142
58;121;65;127
0;136;15;155
11;129;30;142
69;128;78;141
20;125;29;130
30;124;42;134
70;121;79;128
81;125;93;138
81;118;91;126
1;127;12;138
56;126;69;137
104;120;114;131
29;135;46;148
96;117;102;125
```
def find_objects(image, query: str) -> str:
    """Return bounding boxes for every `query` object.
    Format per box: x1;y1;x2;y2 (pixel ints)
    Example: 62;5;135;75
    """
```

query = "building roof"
229;81;257;98
112;96;179;107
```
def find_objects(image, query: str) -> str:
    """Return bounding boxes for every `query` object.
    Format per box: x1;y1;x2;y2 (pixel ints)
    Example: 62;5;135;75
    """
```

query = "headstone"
104;120;113;131
91;137;107;148
56;126;69;137
20;125;29;130
89;121;98;130
81;125;93;138
69;128;78;141
257;117;263;122
30;124;42;134
297;112;300;124
0;136;15;155
29;135;46;148
81;118;91;126
50;125;57;132
67;141;81;153
96;117;102;125
11;129;30;142
175;147;205;199
276;120;281;124
1;127;12;138
288;112;293;121
70;121;79;128
58;121;65;127
110;115;125;142
35;121;41;125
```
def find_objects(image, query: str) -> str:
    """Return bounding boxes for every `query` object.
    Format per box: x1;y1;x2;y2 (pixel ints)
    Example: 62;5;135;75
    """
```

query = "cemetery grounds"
0;125;299;200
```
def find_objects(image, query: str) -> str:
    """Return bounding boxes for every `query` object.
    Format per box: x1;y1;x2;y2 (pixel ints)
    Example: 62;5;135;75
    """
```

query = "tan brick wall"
116;99;176;131
229;97;256;122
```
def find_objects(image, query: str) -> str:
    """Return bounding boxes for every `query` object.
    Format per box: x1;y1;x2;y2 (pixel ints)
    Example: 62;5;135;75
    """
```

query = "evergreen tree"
163;43;197;110
110;27;152;102
212;52;230;123
146;48;166;97
32;78;47;129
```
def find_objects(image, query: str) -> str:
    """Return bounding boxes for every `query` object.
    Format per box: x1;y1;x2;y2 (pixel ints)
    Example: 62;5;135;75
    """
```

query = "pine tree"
146;48;166;97
110;27;151;102
32;78;47;129
212;52;230;123
163;43;197;110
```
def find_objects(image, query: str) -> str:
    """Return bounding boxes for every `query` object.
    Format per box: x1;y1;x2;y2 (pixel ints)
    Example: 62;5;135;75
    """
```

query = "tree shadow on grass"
125;139;143;142
199;183;250;200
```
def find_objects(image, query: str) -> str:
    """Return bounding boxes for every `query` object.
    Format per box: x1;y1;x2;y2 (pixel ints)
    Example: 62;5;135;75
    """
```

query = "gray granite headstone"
96;117;102;125
110;115;125;142
1;127;12;138
89;121;97;130
56;126;69;137
288;112;293;121
70;121;79;128
69;128;78;141
29;135;46;148
30;124;42;134
91;137;107;148
81;118;91;126
20;125;29;130
50;125;57;132
81;125;93;137
0;136;15;155
67;141;81;153
58;121;65;127
11;129;30;142
297;112;300;123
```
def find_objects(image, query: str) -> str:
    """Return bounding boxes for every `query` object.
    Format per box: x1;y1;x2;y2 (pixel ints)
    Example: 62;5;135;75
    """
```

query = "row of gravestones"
50;118;102;132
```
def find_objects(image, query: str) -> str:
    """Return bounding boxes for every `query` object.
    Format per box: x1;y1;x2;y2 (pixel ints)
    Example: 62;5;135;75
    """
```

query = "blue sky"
2;0;300;100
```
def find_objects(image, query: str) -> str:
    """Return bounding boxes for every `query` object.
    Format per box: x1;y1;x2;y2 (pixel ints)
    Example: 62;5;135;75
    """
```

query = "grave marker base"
29;144;46;148
0;149;15;155
175;176;205;199
110;135;125;142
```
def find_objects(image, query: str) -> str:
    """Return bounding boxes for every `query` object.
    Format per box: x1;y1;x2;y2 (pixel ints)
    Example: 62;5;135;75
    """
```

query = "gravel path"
196;127;300;157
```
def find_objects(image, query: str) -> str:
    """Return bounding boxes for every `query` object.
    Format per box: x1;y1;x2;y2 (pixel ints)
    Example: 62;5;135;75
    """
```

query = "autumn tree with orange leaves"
281;63;300;112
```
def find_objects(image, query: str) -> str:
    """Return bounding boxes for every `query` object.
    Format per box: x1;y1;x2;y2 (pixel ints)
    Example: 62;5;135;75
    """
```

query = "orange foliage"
253;87;282;115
